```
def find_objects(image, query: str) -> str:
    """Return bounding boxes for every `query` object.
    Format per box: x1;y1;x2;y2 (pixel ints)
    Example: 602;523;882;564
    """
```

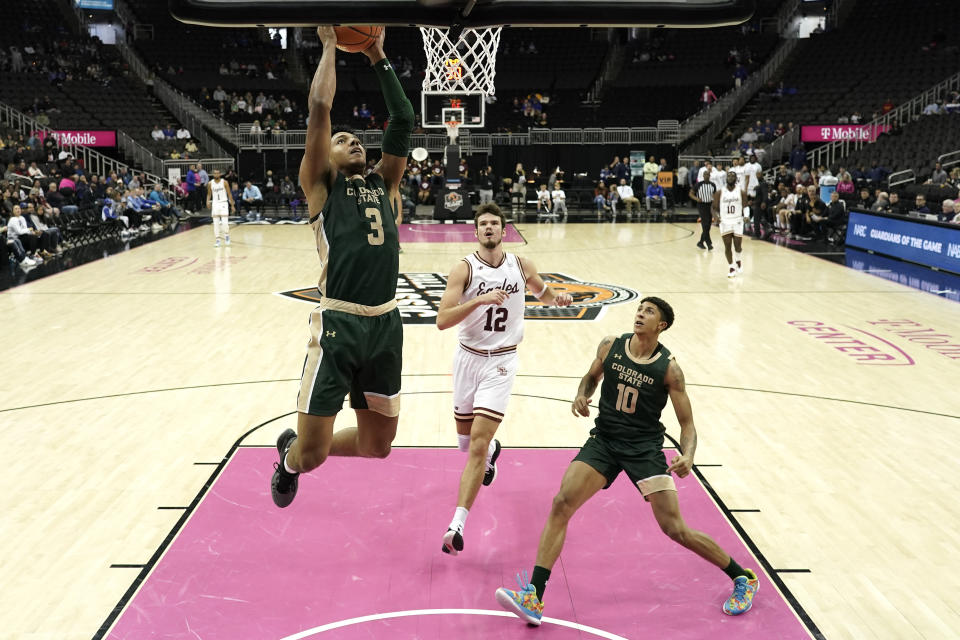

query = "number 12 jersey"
458;252;527;350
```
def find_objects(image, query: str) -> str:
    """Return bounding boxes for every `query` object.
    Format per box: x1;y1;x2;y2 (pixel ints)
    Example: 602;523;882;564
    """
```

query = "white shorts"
719;218;744;236
452;345;518;423
212;202;229;217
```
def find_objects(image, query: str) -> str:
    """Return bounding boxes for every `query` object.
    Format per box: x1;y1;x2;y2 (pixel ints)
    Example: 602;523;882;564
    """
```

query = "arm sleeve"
373;57;414;157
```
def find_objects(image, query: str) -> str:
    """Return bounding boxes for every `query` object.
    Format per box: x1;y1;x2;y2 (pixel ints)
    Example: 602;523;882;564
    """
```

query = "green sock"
531;565;551;601
723;557;748;581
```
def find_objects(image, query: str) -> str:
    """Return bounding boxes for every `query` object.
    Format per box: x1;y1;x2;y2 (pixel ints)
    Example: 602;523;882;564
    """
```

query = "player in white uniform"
436;202;572;556
206;168;235;247
712;170;749;278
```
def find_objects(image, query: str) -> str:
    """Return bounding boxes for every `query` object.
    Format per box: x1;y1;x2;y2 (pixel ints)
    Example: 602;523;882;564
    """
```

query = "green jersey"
594;334;673;443
310;172;399;307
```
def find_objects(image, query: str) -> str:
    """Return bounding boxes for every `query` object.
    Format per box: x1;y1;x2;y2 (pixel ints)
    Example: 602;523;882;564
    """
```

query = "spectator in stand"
836;172;856;199
922;99;942;116
645;181;667;217
773;184;796;234
594;181;612;219
185;164;199;213
700;85;718;110
280;174;296;207
242;180;265;221
866;161;891;184
751;168;770;238
611;156;629;184
24;202;61;255
176;125;192;140
824;191;848;240
551;182;567;221
535;184;552;216
162;124;176;139
881;98;894;114
28;162;45;179
151;125;164;141
929;162;948;185
511;163;527;216
939;199;954;223
912;194;930;214
855;188;875;210
642;155;659;194
477;166;495;204
617;178;640;216
7;204;44;263
148;184;179;223
887;192;905;215
789;144;805;171
871;192;890;212
184;139;199;154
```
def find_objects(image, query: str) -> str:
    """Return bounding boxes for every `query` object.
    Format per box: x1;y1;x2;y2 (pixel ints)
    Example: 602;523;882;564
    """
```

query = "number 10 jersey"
458;251;527;350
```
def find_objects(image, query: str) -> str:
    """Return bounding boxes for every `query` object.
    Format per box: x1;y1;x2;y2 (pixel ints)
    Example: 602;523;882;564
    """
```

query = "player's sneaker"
728;267;737;278
271;428;300;508
441;528;464;555
482;439;502;486
736;260;743;274
225;235;231;246
495;572;543;626
723;569;759;615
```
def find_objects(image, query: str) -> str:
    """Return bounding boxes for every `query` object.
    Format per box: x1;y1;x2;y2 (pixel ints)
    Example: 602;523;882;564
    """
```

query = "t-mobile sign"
801;125;890;142
35;130;117;147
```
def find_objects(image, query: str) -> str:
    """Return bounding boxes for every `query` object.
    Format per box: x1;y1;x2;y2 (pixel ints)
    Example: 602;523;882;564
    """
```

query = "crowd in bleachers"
1;126;185;272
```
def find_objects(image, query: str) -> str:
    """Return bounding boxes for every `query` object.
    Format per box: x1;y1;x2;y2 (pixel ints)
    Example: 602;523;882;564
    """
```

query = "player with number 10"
435;203;573;555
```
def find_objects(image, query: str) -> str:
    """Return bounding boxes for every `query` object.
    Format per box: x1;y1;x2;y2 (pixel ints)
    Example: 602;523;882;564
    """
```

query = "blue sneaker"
723;569;759;615
495;571;543;626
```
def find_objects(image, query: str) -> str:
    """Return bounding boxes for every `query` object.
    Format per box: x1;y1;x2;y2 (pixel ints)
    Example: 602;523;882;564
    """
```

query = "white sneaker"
214;239;221;247
727;268;736;278
225;236;231;246
20;257;36;267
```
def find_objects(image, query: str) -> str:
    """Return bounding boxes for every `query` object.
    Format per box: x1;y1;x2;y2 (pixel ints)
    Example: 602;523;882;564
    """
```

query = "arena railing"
235;125;675;151
0;102;165;185
887;169;916;189
937;149;960;172
807;70;960;170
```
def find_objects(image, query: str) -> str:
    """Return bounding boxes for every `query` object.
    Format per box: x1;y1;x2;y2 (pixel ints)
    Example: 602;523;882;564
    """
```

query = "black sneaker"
271;428;300;508
442;528;464;555
696;241;706;249
482;439;502;486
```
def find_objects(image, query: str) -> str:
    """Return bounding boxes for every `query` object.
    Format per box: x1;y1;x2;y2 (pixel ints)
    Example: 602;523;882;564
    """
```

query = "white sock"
283;452;297;474
486;439;498;466
449;506;469;534
457;434;471;452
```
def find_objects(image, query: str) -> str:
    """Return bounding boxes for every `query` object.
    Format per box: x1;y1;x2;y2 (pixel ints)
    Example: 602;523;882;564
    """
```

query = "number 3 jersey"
310;172;399;307
458;251;527;350
595;334;674;443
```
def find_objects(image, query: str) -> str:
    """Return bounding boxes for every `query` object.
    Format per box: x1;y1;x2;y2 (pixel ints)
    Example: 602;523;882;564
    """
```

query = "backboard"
422;92;484;128
170;0;756;28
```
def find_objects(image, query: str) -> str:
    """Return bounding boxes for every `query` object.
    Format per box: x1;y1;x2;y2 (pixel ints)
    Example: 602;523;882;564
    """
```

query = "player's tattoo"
597;335;614;359
668;360;686;392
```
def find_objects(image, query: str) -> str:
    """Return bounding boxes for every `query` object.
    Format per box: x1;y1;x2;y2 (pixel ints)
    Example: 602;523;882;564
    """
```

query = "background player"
495;297;759;625
270;26;414;508
436;202;572;556
713;170;749;278
206;168;234;247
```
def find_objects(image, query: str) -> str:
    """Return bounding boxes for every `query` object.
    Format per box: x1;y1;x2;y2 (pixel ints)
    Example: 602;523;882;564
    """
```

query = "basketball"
334;26;383;53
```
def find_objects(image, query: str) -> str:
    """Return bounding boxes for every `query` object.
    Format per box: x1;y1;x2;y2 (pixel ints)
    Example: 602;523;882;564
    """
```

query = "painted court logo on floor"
278;273;639;324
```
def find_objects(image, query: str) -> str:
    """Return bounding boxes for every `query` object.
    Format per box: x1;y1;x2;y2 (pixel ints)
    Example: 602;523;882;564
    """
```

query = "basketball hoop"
420;26;501;95
444;119;460;144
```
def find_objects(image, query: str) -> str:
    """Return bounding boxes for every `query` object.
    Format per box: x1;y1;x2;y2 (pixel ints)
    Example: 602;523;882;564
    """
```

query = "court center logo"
278;272;639;325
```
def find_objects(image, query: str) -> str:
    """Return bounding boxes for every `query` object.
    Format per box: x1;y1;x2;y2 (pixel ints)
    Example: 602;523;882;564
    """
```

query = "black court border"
94;390;827;640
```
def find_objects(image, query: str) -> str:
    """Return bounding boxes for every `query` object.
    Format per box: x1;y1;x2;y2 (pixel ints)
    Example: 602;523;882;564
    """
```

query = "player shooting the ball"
270;26;414;510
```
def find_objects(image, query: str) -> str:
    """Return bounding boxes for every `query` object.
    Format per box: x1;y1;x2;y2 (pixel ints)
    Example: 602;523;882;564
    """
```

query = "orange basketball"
334;26;383;53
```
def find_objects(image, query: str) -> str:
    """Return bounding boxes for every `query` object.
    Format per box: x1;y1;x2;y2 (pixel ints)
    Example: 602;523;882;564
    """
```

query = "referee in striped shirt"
690;176;717;249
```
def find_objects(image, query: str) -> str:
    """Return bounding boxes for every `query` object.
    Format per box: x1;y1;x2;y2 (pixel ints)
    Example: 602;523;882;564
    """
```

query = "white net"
419;26;502;96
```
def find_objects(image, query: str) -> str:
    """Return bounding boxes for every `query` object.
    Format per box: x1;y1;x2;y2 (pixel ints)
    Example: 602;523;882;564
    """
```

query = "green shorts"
572;430;676;498
297;306;403;417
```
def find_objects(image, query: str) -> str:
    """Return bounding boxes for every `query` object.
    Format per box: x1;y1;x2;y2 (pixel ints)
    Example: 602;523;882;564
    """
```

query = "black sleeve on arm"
373;57;414;157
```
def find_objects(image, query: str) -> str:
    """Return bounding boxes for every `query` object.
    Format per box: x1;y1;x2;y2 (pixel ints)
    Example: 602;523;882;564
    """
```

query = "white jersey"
719;186;744;223
731;165;746;193
458;251;527;351
210;178;229;204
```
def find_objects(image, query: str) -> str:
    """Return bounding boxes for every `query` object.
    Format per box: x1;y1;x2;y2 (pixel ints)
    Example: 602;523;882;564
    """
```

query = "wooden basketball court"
3;220;958;640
